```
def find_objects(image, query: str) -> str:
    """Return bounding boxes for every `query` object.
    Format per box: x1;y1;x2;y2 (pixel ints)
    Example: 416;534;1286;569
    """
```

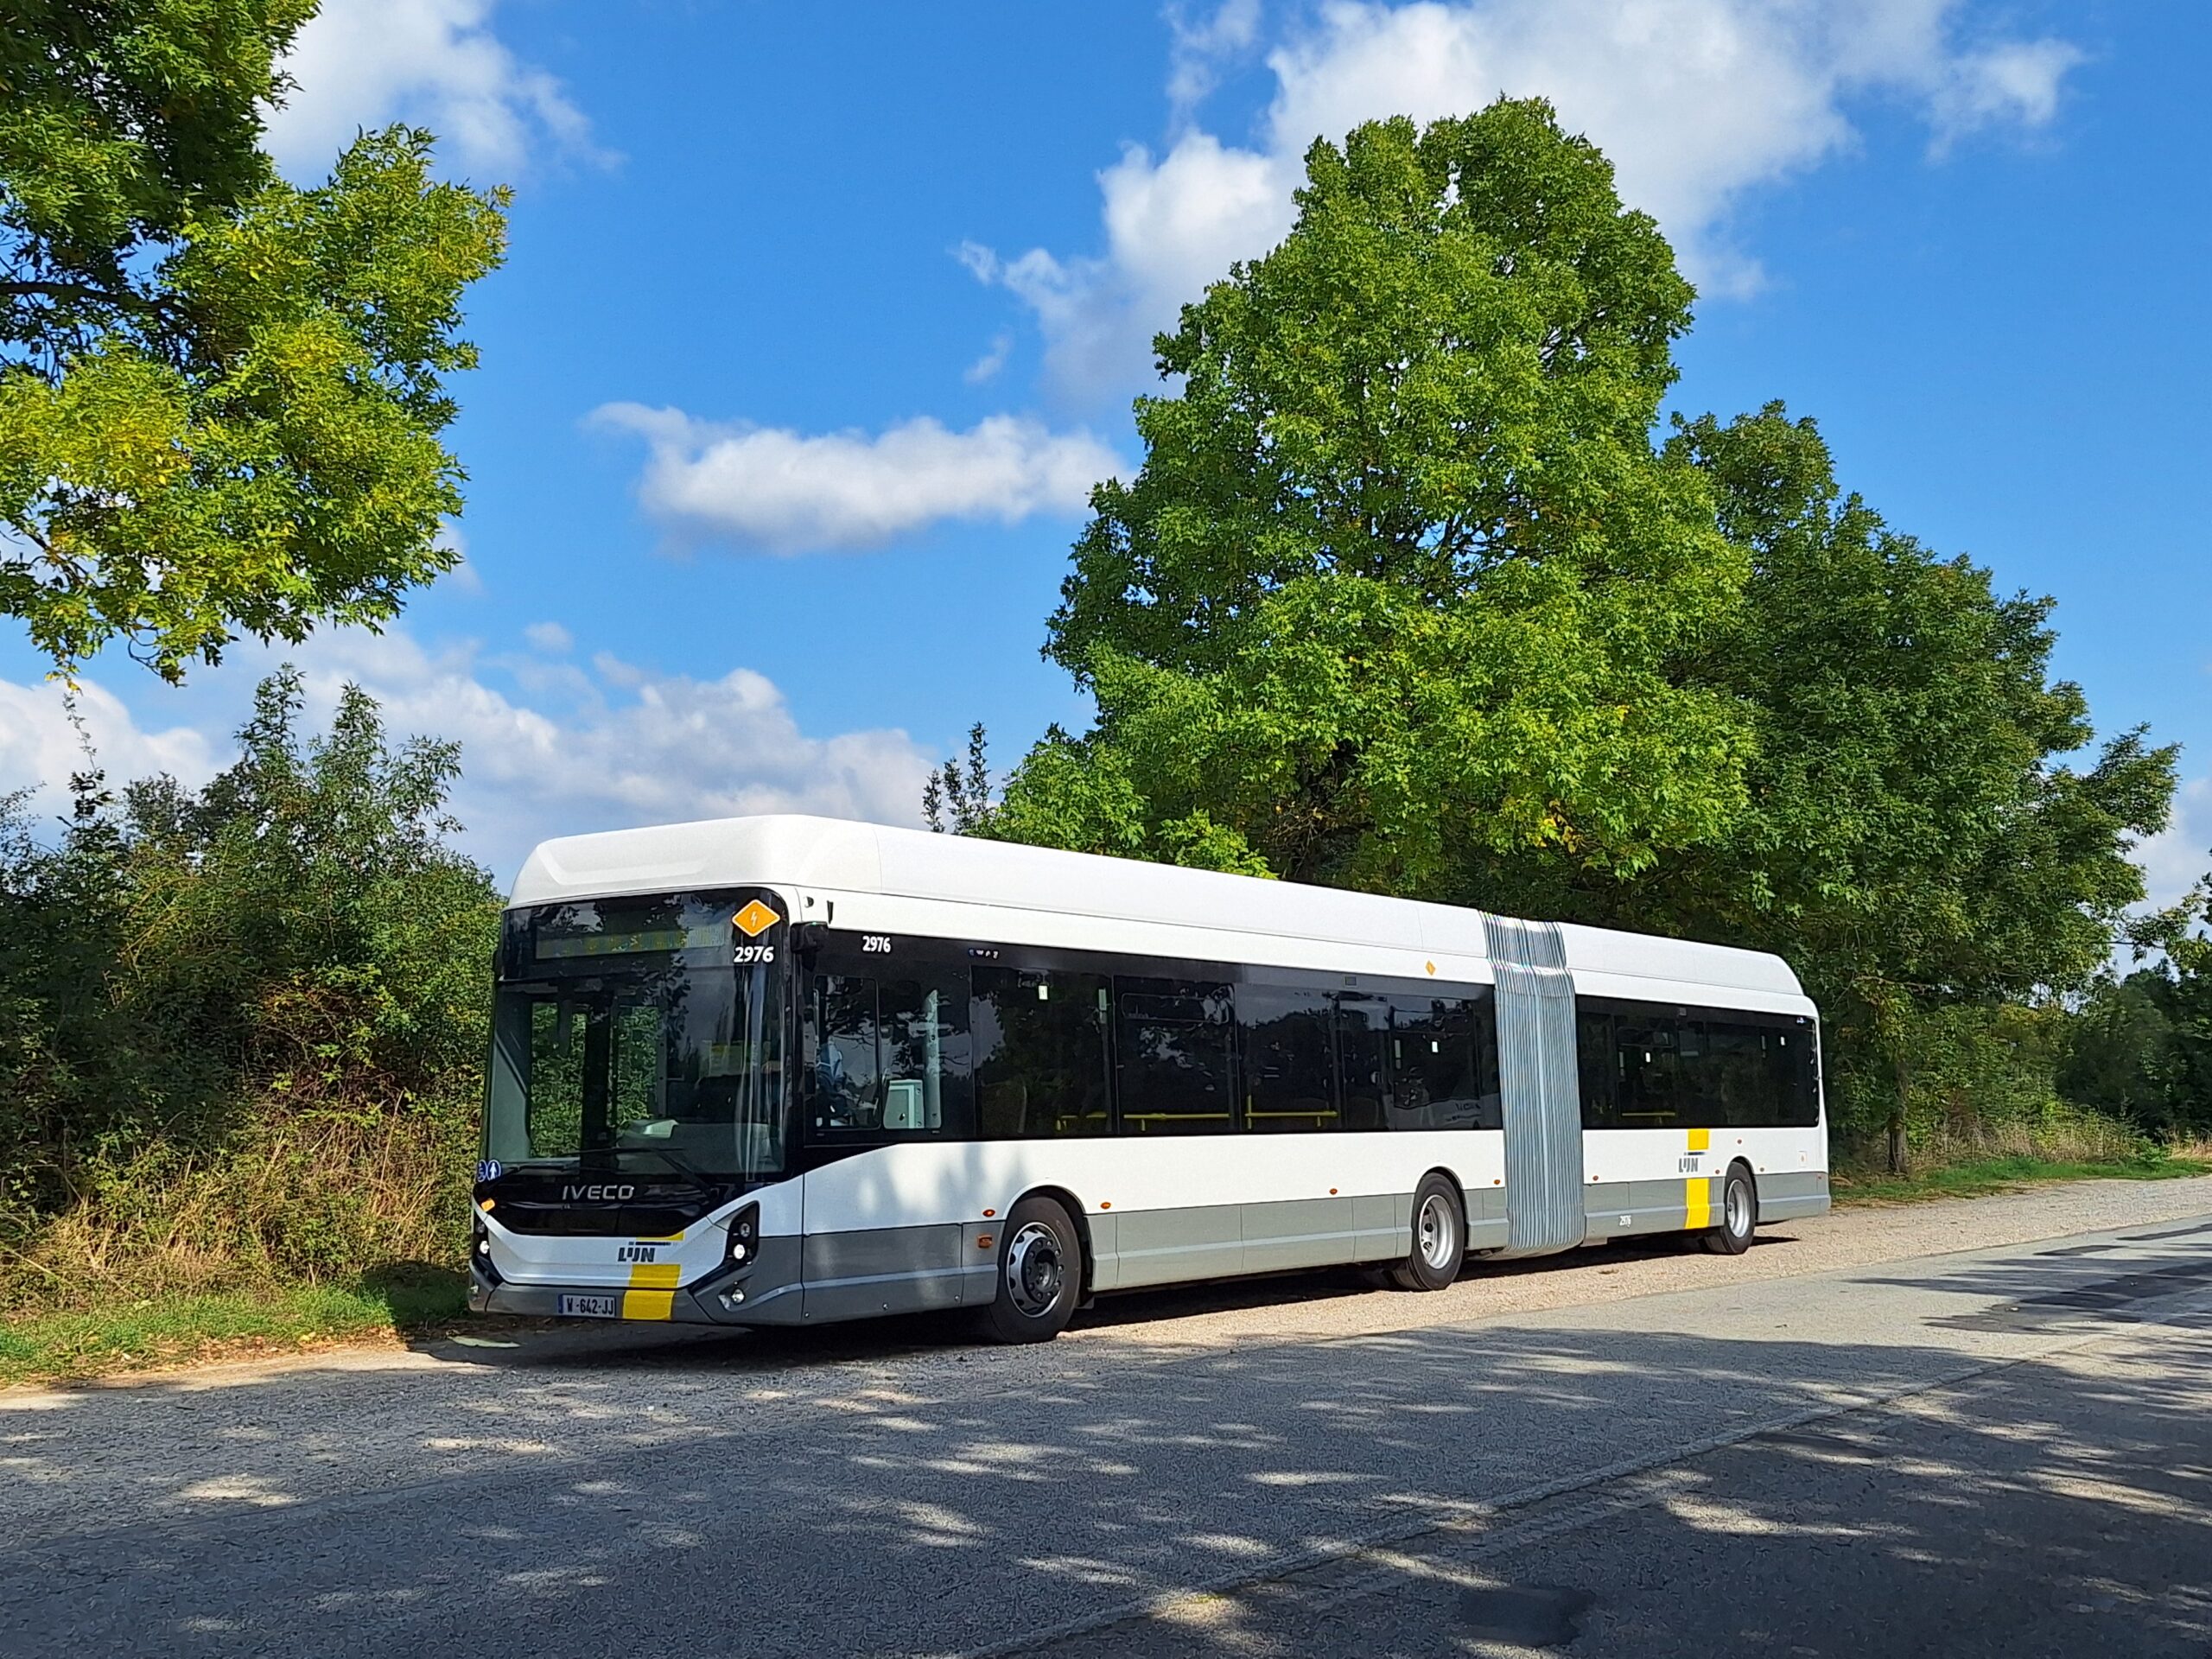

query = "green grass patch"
1833;1150;2212;1206
0;1270;469;1388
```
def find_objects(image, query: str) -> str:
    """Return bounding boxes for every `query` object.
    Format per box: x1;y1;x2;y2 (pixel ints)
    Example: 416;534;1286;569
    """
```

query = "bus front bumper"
467;1236;807;1326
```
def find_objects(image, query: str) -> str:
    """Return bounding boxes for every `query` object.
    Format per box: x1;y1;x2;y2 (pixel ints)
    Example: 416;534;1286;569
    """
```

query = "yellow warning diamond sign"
733;899;781;938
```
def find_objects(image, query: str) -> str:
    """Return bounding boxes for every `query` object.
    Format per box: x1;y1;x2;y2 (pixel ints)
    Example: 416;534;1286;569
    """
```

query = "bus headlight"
726;1204;760;1269
471;1214;502;1286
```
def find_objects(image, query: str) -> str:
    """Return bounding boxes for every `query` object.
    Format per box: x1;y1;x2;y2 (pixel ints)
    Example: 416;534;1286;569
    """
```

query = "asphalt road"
6;1194;2211;1659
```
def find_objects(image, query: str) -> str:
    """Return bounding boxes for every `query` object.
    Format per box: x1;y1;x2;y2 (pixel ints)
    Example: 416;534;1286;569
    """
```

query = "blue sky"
0;0;2204;901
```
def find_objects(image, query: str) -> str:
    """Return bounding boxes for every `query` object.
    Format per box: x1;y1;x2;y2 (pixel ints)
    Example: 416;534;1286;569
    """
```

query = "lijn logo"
734;899;781;938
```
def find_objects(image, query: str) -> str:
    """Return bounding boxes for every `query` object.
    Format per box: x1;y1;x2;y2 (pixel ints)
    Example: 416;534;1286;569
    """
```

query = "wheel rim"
1726;1179;1751;1237
1417;1192;1457;1271
1004;1222;1065;1316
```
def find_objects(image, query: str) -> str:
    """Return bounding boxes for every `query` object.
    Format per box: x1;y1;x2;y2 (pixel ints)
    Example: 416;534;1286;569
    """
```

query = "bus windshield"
483;891;787;1184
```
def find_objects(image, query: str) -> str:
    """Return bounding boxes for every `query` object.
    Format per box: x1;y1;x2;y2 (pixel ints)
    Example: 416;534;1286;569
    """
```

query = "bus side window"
973;968;1111;1138
1702;1020;1771;1127
1115;978;1236;1135
1332;994;1392;1132
1241;983;1335;1133
1782;1027;1821;1127
1384;995;1497;1130
1614;1016;1680;1127
1576;1006;1617;1128
807;972;973;1138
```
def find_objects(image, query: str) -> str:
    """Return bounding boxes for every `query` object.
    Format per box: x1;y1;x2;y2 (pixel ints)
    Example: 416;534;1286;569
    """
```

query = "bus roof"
510;813;1808;1002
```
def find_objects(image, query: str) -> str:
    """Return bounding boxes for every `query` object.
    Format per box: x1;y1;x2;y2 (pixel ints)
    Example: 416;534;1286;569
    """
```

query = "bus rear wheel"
1701;1165;1757;1255
976;1195;1084;1343
1389;1173;1465;1291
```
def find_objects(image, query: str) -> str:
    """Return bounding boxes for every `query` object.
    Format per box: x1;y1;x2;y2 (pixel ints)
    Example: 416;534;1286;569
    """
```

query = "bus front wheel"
1389;1173;1465;1292
977;1194;1084;1343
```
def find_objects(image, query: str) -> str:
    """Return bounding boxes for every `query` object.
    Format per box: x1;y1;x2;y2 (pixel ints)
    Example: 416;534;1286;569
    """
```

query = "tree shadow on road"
415;1228;1809;1379
4;1240;2209;1658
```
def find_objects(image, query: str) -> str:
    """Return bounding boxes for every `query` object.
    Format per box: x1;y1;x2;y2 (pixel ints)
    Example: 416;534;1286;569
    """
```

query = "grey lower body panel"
1114;1202;1245;1288
1117;1193;1417;1287
1757;1168;1831;1222
1577;1169;1833;1239
1466;1182;1511;1251
469;1184;1517;1332
1585;1175;1713;1240
796;1222;993;1322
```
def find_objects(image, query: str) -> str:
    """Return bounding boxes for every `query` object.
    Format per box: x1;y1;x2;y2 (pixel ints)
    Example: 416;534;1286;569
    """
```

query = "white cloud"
592;404;1122;553
263;0;596;177
963;331;1015;385
975;0;2083;397
1927;39;2083;149
523;620;573;653
1167;0;1264;126
438;521;486;594
0;678;220;825
2137;773;2212;912
0;630;936;885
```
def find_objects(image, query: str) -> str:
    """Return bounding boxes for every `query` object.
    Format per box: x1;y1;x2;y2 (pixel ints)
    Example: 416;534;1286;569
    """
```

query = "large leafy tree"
998;102;1750;892
0;0;508;680
2062;880;2212;1139
1645;406;2177;1154
973;101;2177;1159
0;667;500;1226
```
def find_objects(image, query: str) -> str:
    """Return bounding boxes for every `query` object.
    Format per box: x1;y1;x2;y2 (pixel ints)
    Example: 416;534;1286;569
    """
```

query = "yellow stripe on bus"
1685;1176;1712;1230
1687;1128;1710;1153
627;1262;682;1289
621;1288;675;1320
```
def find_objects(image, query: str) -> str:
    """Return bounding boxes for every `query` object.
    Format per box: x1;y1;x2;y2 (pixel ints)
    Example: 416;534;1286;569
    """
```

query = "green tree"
0;668;499;1235
922;723;998;836
2061;974;2182;1130
0;1;509;680
1001;101;1750;892
1653;406;2176;1161
2065;879;2212;1139
2167;893;2212;1135
120;666;499;1096
967;104;2177;1166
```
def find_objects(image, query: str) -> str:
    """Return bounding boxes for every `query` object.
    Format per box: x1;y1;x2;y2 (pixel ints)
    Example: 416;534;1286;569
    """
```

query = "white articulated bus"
469;815;1828;1342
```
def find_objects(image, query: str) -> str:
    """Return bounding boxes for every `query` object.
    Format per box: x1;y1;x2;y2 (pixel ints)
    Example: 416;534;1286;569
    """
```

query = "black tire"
1701;1164;1757;1255
976;1195;1084;1343
1389;1173;1465;1291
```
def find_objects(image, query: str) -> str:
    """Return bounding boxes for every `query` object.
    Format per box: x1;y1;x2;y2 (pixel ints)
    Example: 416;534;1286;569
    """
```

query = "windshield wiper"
603;1143;727;1194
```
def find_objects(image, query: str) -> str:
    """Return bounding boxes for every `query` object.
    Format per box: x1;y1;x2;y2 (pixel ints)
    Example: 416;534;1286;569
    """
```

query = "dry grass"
1914;1110;2151;1168
0;1102;474;1316
1831;1108;2209;1204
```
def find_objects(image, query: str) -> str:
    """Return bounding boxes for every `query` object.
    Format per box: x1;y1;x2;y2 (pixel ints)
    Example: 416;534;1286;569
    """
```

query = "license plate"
557;1293;620;1319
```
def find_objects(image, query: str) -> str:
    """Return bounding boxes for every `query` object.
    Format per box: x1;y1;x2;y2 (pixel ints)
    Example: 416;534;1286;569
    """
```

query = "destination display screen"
534;923;724;959
531;894;751;961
